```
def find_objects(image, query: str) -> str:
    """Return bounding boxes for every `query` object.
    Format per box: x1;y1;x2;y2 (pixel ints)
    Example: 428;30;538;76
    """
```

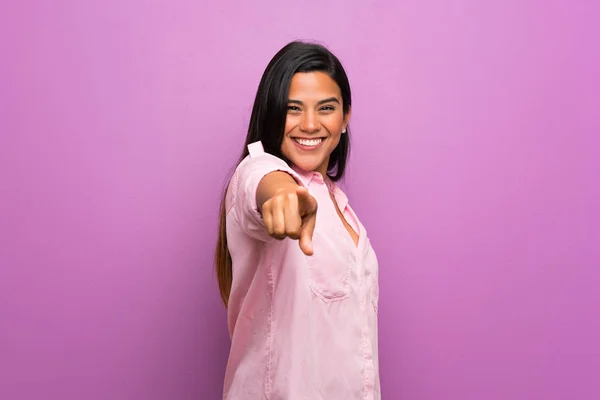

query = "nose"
299;110;320;133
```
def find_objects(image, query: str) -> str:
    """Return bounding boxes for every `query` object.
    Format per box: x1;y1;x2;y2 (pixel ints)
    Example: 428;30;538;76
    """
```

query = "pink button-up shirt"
223;142;380;399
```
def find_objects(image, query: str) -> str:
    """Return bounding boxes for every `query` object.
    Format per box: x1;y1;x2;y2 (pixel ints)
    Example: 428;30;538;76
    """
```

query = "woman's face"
280;71;350;177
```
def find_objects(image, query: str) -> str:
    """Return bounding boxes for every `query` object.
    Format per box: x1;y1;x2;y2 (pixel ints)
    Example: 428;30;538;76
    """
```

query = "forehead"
288;72;341;99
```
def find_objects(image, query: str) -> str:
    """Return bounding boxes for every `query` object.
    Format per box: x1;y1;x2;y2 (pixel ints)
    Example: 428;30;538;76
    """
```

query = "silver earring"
342;128;347;134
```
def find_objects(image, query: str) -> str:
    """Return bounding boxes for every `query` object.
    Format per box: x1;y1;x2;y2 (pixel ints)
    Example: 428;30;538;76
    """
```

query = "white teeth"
294;138;323;147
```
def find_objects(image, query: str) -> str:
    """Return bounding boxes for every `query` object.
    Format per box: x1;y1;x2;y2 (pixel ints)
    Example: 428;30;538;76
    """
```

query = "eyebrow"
288;97;340;106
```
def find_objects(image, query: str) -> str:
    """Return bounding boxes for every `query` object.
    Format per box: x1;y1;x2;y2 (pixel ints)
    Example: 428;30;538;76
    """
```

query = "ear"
343;106;352;133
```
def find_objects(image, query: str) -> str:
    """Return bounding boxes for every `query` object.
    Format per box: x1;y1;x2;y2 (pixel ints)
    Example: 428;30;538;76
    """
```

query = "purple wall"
1;1;598;399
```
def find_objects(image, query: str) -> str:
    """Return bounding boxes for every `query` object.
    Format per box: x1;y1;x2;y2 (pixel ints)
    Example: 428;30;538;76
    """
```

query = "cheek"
326;112;345;129
280;132;294;159
284;114;297;133
324;117;344;136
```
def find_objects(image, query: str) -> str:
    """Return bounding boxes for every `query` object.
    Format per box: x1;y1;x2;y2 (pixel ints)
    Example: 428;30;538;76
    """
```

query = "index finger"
299;212;316;256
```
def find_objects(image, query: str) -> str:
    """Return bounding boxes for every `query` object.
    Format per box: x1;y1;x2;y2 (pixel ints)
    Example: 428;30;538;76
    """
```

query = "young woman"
215;41;380;399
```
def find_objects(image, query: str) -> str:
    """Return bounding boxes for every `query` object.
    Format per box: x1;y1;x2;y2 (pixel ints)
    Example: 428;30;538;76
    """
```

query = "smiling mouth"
292;137;325;147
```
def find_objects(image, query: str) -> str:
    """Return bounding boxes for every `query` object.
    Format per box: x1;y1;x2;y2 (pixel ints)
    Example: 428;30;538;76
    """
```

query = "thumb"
296;186;317;216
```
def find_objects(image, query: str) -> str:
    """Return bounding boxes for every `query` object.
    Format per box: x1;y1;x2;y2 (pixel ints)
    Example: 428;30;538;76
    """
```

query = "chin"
282;143;331;174
294;162;321;172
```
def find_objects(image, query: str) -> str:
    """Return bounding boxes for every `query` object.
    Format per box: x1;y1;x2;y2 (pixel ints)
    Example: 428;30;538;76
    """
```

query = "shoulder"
236;152;288;174
226;147;304;211
233;152;298;192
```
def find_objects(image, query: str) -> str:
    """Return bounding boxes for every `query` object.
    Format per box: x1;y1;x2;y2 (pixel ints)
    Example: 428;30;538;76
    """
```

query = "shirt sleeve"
232;152;305;242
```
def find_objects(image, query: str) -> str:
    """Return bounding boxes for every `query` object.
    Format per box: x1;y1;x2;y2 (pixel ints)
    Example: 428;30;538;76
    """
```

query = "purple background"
1;1;599;399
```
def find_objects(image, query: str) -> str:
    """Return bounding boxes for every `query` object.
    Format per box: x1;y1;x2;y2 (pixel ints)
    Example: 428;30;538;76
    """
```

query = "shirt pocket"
305;232;352;302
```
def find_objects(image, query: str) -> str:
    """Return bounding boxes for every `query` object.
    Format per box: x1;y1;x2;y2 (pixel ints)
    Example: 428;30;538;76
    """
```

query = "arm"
256;171;299;211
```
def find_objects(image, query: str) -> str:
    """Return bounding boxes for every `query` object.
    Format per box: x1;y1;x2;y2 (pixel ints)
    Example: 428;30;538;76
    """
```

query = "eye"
287;105;301;112
319;105;336;112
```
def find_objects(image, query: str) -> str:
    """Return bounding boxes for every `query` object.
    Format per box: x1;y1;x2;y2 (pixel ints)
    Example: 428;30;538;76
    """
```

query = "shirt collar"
291;165;325;186
329;182;349;212
291;165;349;212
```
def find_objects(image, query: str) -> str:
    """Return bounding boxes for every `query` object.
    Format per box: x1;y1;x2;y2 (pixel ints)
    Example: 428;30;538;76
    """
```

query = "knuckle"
273;195;284;205
272;232;285;240
287;227;300;238
262;201;272;212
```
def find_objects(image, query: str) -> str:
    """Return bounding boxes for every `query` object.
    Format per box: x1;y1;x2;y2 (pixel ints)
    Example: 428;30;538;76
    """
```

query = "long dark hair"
215;41;353;306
